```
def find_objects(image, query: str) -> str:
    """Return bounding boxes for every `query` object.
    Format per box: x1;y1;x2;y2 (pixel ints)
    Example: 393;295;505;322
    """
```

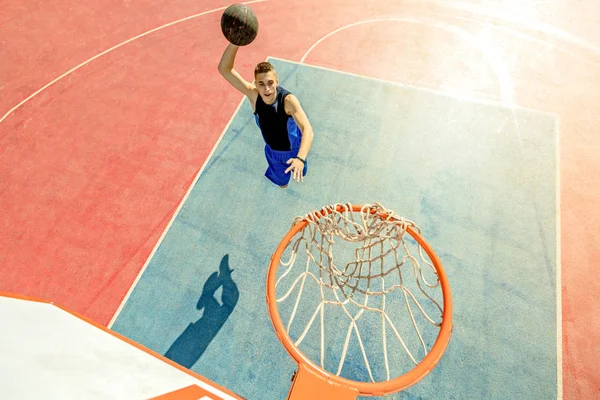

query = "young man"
218;43;314;188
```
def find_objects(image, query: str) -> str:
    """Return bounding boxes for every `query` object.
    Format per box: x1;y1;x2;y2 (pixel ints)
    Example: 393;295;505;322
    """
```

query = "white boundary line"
299;16;517;108
555;116;563;400
0;0;266;125
108;95;248;328
269;56;558;118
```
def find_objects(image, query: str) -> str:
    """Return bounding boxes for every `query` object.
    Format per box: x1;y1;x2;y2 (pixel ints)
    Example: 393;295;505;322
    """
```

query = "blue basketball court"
110;59;558;399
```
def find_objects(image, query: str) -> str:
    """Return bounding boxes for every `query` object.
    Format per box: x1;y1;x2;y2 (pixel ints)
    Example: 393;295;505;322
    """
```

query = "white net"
274;203;447;383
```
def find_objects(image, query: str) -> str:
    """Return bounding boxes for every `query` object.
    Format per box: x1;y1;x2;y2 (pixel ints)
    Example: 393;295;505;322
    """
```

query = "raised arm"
217;43;256;99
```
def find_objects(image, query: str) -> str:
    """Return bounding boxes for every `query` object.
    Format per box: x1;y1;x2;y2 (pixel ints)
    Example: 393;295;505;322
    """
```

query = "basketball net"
273;203;446;388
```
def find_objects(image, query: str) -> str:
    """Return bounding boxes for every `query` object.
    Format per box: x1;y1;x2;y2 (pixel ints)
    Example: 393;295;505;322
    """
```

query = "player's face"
255;71;278;104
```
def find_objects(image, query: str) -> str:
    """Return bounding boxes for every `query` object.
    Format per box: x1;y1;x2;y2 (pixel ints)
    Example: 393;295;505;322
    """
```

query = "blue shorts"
264;145;308;186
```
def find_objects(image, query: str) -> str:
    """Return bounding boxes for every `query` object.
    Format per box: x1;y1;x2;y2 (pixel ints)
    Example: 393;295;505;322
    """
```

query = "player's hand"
285;158;305;183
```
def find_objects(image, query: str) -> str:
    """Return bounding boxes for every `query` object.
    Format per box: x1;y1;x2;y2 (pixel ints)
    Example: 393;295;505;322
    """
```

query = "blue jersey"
254;86;302;151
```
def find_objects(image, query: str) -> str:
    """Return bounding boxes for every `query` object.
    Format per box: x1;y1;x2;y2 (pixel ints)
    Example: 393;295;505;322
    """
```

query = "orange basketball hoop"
266;203;452;399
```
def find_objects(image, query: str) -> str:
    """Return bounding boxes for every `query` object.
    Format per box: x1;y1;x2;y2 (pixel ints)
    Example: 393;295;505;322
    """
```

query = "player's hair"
254;62;276;78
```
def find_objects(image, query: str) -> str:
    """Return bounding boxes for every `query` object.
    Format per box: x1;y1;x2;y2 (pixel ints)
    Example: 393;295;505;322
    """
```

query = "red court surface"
1;1;599;398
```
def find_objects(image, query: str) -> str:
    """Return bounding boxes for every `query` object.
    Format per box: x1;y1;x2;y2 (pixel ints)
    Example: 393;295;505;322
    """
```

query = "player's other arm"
286;95;314;160
217;43;256;99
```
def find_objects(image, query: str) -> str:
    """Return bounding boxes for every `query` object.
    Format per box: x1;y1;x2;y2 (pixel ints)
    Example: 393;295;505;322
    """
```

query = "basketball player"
218;43;314;188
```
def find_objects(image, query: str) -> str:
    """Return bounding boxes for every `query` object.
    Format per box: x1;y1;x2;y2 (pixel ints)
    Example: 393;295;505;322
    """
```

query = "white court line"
269;56;558;118
108;95;249;328
299;17;517;106
0;0;266;125
555;116;563;400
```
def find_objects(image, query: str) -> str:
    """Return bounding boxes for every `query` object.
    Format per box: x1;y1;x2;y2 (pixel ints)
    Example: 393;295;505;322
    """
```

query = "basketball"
220;4;259;46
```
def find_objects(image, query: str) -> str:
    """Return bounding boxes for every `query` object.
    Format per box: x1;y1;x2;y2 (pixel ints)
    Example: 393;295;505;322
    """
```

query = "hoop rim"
266;204;453;396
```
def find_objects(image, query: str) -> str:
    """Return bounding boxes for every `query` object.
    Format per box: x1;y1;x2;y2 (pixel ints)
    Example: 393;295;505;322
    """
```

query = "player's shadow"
164;254;239;369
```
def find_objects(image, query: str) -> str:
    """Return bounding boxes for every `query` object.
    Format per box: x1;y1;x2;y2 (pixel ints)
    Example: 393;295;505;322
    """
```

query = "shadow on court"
164;254;239;369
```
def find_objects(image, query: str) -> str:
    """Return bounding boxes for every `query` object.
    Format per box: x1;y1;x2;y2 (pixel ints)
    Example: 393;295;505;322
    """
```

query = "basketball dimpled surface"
220;4;258;46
